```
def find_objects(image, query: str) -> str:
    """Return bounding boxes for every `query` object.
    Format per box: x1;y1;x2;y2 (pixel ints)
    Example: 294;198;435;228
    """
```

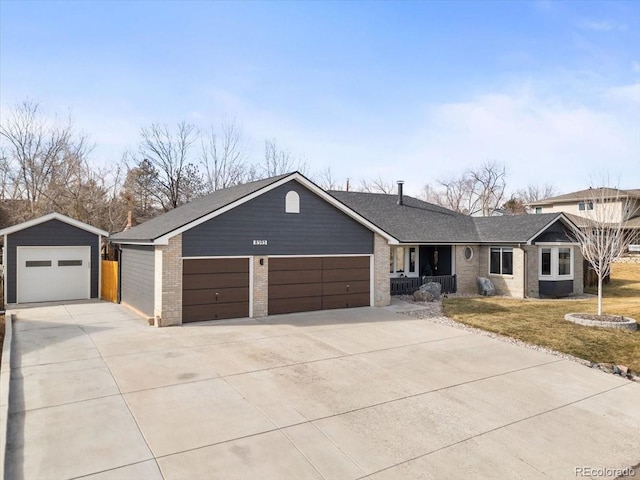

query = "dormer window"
285;191;300;213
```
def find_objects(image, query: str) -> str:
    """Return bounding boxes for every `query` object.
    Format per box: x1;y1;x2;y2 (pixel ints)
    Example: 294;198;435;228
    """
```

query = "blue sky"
1;0;639;195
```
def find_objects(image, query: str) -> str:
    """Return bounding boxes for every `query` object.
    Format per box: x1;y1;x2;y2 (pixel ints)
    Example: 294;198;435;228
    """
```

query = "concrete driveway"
3;301;639;480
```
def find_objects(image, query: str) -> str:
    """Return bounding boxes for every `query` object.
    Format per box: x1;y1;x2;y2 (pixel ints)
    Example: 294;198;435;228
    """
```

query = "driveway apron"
4;301;639;480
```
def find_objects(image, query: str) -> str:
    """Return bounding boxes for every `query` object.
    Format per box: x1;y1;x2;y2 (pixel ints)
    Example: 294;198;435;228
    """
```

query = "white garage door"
17;246;91;303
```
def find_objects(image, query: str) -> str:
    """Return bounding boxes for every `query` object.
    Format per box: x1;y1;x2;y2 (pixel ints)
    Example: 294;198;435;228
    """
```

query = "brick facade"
157;234;183;327
252;256;269;317
373;234;390;306
454;245;480;295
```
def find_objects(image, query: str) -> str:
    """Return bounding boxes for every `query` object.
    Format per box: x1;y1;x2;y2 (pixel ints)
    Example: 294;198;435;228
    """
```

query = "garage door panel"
183;303;249;322
183;258;248;275
269;283;322;300
269;297;322;315
322;293;371;310
182;258;249;322
322;256;369;270
17;246;90;303
322;280;370;296
268;255;370;315
268;269;322;285
183;287;249;306
322;267;369;282
183;272;249;290
269;257;322;271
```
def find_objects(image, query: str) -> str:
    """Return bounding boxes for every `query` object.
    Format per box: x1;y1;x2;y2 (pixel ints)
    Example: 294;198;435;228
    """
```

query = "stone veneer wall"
373;234;390;306
253;256;269;317
158;234;183;327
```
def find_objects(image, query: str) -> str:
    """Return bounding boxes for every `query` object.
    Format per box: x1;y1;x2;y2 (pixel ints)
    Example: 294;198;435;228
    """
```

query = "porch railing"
390;275;457;296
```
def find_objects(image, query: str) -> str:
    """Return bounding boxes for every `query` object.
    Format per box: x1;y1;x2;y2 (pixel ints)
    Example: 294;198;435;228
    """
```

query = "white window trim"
390;245;420;277
538;245;573;281
489;247;514;277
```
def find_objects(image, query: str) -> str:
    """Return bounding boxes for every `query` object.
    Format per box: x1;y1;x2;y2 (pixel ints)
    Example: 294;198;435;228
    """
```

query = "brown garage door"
183;258;249;322
268;256;370;315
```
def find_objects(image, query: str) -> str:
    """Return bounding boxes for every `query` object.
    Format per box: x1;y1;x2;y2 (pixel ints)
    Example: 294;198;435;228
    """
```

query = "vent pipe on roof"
397;180;404;205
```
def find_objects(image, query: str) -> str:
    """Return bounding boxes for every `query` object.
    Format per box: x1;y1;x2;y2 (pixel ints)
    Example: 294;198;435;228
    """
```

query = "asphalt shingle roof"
328;191;478;243
110;172;571;245
531;187;640;206
329;191;567;244
110;174;290;242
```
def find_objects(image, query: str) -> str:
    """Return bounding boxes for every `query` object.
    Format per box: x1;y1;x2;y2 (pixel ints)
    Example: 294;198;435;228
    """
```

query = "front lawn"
442;263;640;373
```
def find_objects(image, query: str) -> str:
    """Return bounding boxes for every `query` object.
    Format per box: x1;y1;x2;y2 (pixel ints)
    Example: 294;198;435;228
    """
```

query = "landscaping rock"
476;277;496;296
419;282;441;300
616;365;629;376
413;290;435;302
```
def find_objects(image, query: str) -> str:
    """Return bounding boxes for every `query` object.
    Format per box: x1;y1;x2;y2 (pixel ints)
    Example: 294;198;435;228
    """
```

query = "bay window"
539;246;573;280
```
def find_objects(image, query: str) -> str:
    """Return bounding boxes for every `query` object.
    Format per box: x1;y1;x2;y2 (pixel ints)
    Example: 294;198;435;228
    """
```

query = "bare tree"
200;119;249;192
316;167;341;190
421;161;507;215
357;176;396;194
517;184;557;204
571;187;640;315
0;100;84;217
262;139;306;177
467;161;507;216
137;122;203;211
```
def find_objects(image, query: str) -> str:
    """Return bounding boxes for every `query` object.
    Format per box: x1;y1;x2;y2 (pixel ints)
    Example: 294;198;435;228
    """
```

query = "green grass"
442;263;640;372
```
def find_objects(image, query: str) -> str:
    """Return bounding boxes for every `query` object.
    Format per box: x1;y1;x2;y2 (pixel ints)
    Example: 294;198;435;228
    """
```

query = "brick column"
573;247;584;295
373;234;390;307
253;256;269;317
524;245;539;298
159;234;182;327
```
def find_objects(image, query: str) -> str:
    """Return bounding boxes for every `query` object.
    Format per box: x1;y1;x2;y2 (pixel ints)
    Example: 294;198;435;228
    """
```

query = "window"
578;201;593;211
390;245;419;276
489;247;513;275
58;260;83;267
464;246;473;261
26;260;51;267
285;191;300;213
535;207;542;214
539;246;573;280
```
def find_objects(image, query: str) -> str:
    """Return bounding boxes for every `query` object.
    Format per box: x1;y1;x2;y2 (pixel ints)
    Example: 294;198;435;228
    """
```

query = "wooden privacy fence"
101;260;118;302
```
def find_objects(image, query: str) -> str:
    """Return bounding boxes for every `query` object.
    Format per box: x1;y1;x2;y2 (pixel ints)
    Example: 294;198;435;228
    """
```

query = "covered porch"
389;244;457;295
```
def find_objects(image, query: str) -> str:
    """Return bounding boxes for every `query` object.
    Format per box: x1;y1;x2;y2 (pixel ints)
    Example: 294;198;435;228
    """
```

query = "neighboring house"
0;212;108;304
529;187;640;252
110;172;583;326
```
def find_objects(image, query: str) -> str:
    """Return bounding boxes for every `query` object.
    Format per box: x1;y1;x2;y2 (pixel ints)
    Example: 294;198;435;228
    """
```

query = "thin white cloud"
403;87;640;194
578;20;627;32
605;83;640;104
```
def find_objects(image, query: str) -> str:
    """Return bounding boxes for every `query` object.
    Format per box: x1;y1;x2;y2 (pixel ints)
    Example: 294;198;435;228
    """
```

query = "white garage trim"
16;246;91;303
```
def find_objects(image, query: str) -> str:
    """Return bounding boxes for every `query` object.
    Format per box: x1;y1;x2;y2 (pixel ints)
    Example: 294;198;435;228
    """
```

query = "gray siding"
183;181;374;257
121;245;155;317
6;219;100;303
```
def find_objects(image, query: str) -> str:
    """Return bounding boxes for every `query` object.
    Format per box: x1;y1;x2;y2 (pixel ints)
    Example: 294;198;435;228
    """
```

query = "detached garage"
1;213;108;304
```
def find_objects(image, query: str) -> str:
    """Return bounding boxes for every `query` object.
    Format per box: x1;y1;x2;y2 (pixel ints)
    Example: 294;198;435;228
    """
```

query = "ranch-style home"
109;172;583;326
